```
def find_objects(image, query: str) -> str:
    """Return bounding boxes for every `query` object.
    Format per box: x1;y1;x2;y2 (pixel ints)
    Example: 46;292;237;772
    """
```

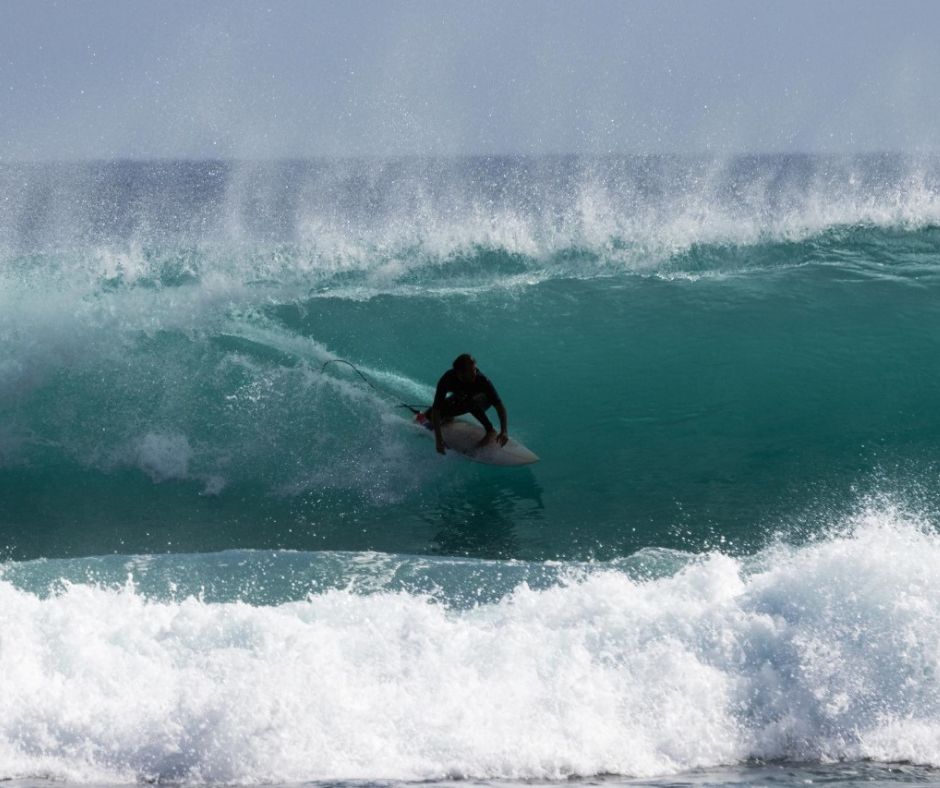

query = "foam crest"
2;157;940;300
2;511;940;783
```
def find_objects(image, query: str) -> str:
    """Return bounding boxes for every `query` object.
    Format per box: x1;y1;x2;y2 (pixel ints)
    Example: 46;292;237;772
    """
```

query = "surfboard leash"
319;359;425;415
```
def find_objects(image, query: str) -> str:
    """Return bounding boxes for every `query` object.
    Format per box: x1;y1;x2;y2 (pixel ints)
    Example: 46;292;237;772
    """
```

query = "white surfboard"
417;416;539;466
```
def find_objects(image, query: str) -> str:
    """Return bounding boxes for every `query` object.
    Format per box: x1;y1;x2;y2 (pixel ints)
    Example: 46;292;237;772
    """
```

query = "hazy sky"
2;0;939;159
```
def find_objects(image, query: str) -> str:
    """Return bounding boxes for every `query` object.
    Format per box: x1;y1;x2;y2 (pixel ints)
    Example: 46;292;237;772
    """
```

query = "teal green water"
5;255;940;560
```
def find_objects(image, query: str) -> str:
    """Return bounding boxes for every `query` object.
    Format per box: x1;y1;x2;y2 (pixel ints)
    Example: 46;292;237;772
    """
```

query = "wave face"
3;155;940;783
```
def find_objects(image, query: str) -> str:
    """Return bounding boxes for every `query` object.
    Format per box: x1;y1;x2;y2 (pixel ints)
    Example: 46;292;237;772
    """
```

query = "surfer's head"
452;353;477;382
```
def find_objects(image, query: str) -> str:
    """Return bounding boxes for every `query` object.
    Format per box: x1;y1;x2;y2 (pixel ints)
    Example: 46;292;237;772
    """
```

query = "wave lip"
3;156;940;298
1;510;940;783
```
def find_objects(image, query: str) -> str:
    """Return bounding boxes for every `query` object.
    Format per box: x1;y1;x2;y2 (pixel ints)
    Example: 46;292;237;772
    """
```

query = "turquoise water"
3;156;940;784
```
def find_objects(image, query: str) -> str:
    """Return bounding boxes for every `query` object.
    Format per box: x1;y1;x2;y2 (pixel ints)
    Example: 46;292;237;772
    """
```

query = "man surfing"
421;353;509;455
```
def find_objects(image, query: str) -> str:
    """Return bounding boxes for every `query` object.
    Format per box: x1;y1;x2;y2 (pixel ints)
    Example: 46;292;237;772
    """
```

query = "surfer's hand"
477;431;497;448
436;440;446;455
497;431;508;447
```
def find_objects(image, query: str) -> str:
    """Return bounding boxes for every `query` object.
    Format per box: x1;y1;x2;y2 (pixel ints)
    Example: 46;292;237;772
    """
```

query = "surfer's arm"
431;408;446;454
430;373;451;454
495;402;508;446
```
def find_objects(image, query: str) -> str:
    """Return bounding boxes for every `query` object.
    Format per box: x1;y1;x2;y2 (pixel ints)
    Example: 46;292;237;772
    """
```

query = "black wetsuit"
426;369;502;433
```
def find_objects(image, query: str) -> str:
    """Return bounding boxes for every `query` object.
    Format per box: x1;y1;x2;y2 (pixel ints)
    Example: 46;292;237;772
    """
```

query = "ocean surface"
3;155;940;786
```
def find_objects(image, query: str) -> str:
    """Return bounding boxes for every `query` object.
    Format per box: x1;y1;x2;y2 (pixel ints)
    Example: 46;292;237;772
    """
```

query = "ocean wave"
5;155;940;569
1;509;939;783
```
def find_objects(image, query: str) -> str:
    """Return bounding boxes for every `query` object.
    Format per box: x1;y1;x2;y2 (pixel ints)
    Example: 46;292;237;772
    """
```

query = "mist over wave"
2;155;939;292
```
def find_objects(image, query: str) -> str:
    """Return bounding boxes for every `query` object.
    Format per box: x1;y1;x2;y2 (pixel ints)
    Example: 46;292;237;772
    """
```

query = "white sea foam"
1;508;940;783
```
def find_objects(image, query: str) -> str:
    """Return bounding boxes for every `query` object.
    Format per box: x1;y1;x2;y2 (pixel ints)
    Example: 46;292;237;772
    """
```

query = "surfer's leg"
424;403;457;423
434;396;472;424
469;406;495;434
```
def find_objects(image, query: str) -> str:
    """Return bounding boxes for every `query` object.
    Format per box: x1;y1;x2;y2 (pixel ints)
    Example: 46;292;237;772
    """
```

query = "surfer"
425;354;508;455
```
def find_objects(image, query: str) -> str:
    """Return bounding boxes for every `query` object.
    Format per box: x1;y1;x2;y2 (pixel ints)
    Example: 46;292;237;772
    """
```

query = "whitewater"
3;155;940;785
